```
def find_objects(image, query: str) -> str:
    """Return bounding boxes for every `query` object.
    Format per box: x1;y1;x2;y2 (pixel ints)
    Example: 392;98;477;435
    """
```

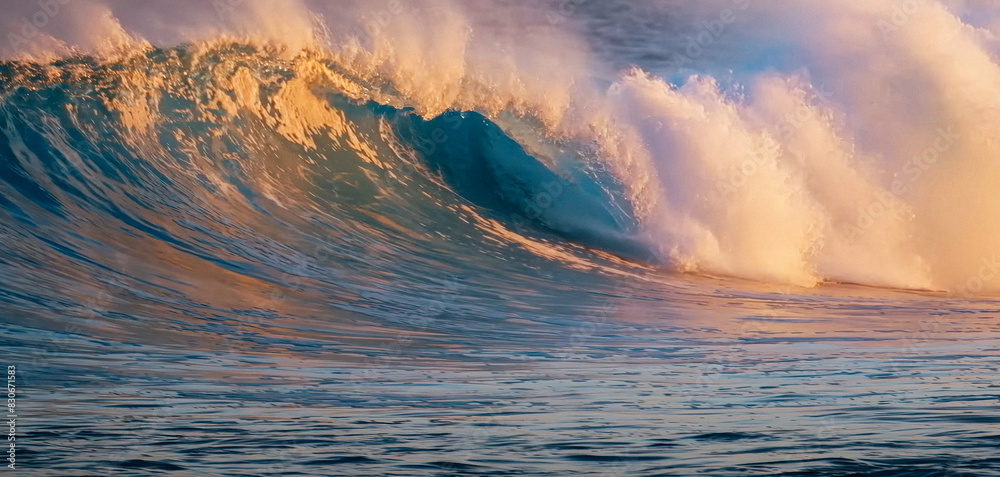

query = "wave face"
3;1;1000;293
0;42;658;338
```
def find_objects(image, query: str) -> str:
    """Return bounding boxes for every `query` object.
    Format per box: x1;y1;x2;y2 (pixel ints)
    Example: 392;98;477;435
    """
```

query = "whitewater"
2;1;1000;475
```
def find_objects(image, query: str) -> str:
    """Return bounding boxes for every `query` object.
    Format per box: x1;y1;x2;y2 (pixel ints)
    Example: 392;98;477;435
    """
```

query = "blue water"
2;3;1000;476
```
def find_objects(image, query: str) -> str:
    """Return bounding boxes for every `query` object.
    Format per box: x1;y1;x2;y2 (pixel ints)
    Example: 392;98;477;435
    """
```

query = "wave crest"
4;0;1000;294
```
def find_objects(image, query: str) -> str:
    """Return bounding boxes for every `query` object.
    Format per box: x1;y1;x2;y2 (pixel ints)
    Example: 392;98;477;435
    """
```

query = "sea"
1;0;999;475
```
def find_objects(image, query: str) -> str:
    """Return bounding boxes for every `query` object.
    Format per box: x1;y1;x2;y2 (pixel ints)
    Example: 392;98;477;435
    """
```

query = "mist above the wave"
585;0;1000;292
0;0;593;123
774;0;1000;294
5;0;1000;294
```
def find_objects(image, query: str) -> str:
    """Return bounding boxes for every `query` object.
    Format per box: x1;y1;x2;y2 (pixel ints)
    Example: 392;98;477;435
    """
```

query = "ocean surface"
2;1;1000;475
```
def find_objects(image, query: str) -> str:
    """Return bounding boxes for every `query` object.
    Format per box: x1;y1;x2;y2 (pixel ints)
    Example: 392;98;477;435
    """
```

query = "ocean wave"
2;0;1000;294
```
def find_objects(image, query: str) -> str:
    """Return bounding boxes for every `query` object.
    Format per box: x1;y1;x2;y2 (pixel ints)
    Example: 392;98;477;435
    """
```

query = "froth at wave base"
4;0;1000;294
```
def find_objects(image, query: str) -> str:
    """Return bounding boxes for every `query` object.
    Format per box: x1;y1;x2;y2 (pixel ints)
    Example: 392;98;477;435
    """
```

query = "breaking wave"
3;0;1000;294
